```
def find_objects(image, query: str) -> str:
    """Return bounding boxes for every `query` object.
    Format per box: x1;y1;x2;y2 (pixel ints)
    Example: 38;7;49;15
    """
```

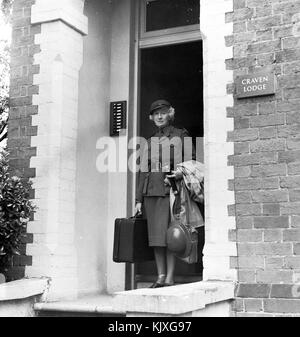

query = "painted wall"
76;0;112;295
76;0;134;295
106;0;134;294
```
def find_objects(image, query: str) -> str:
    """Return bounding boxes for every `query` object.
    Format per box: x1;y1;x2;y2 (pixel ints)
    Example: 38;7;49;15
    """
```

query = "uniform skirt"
144;196;170;247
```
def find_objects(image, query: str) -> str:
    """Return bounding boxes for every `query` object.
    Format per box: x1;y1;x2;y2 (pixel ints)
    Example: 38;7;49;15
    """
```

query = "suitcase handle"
131;212;142;219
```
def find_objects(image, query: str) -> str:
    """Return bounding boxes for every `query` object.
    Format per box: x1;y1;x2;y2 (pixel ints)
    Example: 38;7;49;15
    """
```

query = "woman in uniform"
135;99;194;288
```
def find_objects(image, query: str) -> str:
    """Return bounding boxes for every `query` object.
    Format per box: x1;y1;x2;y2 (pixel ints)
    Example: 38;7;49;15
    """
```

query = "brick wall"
5;0;40;281
227;0;300;316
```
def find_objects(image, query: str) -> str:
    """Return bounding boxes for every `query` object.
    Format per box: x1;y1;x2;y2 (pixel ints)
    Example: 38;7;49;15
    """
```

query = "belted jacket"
136;125;195;203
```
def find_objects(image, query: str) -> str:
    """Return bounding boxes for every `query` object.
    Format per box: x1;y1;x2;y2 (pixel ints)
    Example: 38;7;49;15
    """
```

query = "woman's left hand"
166;170;183;181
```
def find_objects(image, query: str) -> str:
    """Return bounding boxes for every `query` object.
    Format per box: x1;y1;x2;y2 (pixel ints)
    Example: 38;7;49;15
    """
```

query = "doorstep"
34;281;235;317
112;280;235;316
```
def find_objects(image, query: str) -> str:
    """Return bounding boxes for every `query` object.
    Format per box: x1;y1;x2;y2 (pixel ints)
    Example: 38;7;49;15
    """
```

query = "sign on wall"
235;72;276;99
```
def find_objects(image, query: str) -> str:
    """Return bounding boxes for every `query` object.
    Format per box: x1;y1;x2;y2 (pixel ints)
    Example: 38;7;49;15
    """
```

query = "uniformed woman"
135;99;194;288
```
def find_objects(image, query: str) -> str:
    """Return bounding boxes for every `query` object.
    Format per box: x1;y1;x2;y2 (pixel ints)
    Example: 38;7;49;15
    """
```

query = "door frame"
126;0;203;290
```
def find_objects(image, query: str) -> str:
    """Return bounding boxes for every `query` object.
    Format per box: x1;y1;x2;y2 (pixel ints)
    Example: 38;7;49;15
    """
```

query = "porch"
0;278;234;317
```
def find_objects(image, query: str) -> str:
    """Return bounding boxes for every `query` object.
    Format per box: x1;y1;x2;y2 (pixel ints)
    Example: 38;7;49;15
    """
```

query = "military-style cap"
149;99;171;115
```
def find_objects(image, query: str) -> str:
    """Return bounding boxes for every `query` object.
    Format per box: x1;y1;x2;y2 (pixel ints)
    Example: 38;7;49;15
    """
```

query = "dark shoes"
149;282;175;288
149;282;165;288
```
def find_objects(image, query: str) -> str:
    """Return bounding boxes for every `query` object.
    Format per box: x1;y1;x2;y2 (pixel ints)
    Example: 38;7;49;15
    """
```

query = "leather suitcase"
113;216;154;263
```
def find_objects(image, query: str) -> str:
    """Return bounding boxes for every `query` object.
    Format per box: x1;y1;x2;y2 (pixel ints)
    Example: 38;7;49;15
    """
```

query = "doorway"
135;40;204;286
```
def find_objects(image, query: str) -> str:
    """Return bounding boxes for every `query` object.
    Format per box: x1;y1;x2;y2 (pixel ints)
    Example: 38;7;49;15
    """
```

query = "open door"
135;40;204;286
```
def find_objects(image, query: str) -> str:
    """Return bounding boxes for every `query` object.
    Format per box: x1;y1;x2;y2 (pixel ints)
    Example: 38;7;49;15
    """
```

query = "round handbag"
166;222;193;258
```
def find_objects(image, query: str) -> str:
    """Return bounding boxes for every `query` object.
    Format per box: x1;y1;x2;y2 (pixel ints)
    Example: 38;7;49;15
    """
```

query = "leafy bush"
0;151;35;267
1;0;13;21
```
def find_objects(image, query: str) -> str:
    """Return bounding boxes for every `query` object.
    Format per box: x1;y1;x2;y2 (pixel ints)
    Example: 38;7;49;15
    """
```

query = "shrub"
0;151;35;269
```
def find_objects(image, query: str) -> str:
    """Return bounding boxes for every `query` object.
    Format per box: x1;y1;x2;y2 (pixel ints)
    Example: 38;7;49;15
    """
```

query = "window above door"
145;0;199;32
139;0;201;48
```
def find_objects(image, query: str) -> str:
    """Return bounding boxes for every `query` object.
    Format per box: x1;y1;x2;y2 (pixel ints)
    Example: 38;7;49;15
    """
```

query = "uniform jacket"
136;125;195;203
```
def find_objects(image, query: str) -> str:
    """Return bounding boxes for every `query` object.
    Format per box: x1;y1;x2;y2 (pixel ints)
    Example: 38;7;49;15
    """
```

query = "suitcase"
113;215;154;263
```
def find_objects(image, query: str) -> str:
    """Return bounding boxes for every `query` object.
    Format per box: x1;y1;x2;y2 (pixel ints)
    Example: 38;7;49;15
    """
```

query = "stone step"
34;281;235;317
113;281;235;317
34;294;126;317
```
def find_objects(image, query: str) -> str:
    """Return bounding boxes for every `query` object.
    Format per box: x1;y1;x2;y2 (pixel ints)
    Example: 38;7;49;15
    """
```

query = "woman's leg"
154;247;167;283
165;249;176;285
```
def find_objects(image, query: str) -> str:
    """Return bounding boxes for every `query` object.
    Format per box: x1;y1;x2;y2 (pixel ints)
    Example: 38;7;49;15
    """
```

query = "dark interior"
140;40;203;140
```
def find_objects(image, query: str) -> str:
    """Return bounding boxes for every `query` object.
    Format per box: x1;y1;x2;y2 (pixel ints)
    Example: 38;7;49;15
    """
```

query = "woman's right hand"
135;202;142;215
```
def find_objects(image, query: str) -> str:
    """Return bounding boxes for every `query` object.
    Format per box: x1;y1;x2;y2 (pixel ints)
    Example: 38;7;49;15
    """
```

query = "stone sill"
0;278;49;302
112;280;235;315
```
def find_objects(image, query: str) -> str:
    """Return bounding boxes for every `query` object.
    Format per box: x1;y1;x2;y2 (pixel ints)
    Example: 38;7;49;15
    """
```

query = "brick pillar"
228;0;300;317
6;0;41;281
20;0;88;300
200;0;237;282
